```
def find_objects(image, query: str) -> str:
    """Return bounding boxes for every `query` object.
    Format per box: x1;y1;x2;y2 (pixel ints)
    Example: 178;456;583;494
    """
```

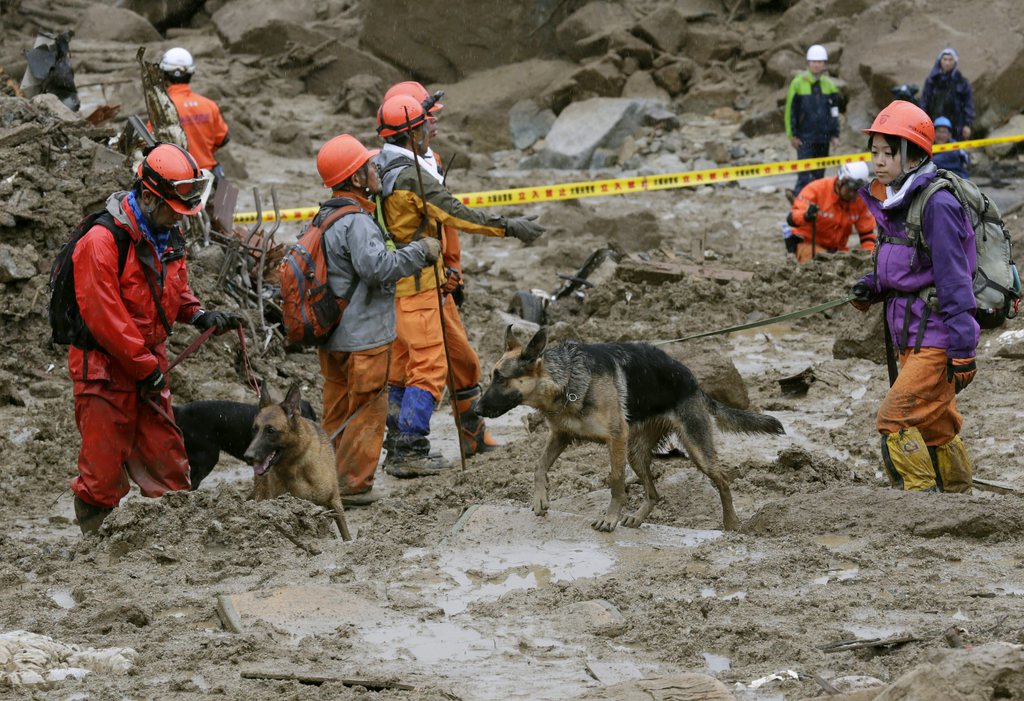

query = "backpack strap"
902;176;953;266
313;199;365;302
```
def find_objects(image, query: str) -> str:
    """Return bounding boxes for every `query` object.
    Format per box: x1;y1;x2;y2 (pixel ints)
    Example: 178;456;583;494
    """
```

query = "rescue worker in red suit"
70;144;243;534
159;48;230;179
379;81;499;460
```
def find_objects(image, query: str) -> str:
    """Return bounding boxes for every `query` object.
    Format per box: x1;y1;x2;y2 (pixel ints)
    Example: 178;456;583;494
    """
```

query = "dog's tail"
706;395;785;436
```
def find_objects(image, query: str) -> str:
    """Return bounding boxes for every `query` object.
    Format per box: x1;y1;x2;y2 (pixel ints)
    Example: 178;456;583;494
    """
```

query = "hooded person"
849;100;979;495
921;48;975;140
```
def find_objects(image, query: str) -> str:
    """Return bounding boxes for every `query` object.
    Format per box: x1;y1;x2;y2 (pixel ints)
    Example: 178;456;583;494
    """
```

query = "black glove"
137;367;166;395
947;357;977;393
850;281;874;311
194;310;244;335
505;215;545;244
805;203;819;222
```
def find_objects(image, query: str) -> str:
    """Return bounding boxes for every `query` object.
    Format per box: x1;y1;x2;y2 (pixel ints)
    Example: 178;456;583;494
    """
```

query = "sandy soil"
3;5;1024;701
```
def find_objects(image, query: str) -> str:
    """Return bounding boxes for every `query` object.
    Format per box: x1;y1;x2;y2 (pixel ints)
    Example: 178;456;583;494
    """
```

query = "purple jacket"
857;167;979;358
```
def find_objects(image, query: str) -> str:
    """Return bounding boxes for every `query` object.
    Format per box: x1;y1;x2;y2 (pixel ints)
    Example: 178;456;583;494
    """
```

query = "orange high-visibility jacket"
166;83;228;170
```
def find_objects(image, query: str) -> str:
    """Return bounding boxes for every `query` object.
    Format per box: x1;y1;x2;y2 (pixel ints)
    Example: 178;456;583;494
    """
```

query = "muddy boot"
881;428;938;492
383;385;404;454
455;387;499;457
73;495;112;535
384;434;453;478
930;435;973;494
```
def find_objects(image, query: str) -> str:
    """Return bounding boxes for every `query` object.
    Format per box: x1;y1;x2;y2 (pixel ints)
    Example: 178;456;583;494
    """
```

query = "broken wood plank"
972;478;1018;495
215;594;243;633
615;257;753;285
819;634;922;653
240;669;416;691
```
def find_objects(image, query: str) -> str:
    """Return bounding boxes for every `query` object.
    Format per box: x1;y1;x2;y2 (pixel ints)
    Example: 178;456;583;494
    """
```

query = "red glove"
947;357;977;393
442;267;462;295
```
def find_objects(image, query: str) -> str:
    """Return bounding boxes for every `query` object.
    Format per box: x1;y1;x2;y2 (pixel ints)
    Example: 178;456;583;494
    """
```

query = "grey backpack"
906;169;1021;328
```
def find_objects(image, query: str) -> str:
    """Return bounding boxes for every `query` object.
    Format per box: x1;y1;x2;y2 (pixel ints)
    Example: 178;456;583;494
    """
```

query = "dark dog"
173;399;316;490
477;327;786;532
244;383;351;540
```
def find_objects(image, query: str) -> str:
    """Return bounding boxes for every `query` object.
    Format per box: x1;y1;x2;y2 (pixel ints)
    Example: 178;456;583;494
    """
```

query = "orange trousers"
318;344;390;494
391;290;481;399
876;347;962;446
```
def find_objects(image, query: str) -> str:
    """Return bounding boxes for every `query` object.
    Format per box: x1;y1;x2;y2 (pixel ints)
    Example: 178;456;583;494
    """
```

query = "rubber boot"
384;386;452;478
931;435;973;494
74;495;112;535
455;386;498;457
383;384;404;455
880;428;938;492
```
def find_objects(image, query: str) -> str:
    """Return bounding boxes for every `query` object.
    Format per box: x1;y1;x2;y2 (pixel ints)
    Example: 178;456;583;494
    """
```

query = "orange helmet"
316;134;372;189
863;100;935;157
137;143;209;215
376;95;427;138
383;81;444;115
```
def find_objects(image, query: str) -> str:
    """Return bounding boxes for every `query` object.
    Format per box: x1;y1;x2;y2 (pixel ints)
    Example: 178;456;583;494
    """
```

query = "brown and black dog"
244;382;351;541
476;326;785;532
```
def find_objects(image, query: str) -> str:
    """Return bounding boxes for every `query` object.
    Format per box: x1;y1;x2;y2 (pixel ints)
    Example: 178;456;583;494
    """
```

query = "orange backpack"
278;199;362;348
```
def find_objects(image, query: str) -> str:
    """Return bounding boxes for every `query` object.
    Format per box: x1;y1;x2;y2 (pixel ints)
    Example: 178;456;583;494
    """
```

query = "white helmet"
806;44;828;62
159;47;195;78
838;161;870;186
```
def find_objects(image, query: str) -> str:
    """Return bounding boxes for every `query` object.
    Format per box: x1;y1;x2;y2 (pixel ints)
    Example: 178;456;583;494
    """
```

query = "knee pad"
881;428;938;492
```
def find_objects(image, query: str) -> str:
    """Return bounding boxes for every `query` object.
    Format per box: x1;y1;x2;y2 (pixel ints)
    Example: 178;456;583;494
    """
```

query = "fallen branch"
240;669;416;691
272;522;321;556
819;634;922;653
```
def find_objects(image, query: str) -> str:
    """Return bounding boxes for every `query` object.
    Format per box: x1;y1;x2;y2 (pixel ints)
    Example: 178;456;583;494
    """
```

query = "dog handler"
850;100;978;493
314;134;441;503
380;80;499;458
374;95;545;476
69;144;243;533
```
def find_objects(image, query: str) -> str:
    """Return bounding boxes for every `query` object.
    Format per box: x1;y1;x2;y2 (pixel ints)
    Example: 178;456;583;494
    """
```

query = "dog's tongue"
252;454;274;476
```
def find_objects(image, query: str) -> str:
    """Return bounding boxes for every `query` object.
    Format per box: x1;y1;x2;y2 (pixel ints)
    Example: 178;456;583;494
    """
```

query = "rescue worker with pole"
68;144;243;533
850;100;978;494
373;94;544;476
785;161;877;264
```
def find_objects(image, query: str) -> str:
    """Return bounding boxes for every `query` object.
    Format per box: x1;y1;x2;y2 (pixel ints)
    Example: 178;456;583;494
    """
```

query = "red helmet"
316;135;372;189
376;95;427;137
383;81;444;115
137;143;209;215
863;100;935;157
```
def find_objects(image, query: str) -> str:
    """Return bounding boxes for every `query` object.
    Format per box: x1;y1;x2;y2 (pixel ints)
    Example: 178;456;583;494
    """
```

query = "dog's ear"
521;327;548;364
504;324;522;353
282;381;303;421
259;386;275;408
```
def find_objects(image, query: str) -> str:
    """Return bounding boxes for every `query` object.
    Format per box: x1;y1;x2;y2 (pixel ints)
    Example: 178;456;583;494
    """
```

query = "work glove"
194;310;244;335
137;367;166;395
443;267;465;306
505;215;545;244
947;357;977;393
850;281;874;312
805;203;819;222
416;237;442;263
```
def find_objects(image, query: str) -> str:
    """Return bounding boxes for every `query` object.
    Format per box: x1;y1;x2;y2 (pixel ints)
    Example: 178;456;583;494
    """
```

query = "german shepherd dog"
244;383;351;541
174;399;316;489
477;327;785;532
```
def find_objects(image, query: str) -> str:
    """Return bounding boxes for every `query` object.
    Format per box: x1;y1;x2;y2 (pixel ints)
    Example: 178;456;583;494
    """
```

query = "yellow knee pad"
932;435;973;494
881;428;937;492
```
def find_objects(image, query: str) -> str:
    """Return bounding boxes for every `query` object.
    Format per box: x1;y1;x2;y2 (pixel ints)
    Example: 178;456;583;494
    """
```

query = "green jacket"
785;70;840;142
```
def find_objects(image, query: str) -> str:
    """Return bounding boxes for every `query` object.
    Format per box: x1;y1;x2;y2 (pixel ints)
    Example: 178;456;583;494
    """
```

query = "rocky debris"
119;0;208;31
555;1;635;61
865;642;1024;701
0;244;40;283
336;73;386;117
508;99;556;150
536;97;649;169
211;0;318;49
832;306;886;366
361;0;586;84
75;4;161;43
622;71;670;103
572;673;735;701
985;114;1024;158
632;4;690;55
555;599;627;637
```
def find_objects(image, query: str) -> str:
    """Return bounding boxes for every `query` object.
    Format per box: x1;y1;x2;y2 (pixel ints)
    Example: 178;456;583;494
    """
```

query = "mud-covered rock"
572;673;735;700
873;642;1024;701
0;243;39;283
632;5;690;54
832;306;886;366
556;1;634;61
668;348;750;410
509;99;556;150
211;0;318;48
539;97;648;169
75;5;161;43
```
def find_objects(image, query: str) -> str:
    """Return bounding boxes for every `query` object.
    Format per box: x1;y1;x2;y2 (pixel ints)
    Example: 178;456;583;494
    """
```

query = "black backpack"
48;210;132;349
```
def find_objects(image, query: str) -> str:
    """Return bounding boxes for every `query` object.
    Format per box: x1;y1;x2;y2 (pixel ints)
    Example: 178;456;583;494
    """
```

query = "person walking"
313;134;441;504
69;144;243;533
931;116;969;179
785;161;876;264
849;100;978;494
159;48;230;179
379;80;499;458
373;94;544;476
784;44;842;200
921;48;974;141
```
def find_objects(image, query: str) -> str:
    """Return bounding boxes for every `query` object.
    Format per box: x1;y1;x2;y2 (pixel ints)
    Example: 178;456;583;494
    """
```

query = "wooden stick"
240;669;415;691
215;594;243;633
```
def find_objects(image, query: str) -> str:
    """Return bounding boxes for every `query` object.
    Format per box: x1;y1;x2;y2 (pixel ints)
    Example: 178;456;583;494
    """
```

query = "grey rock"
539;98;649;169
211;0;317;49
622;71;670;104
31;94;80;123
509;100;556;150
556;1;633;60
0;243;39;283
76;4;161;43
633;5;689;53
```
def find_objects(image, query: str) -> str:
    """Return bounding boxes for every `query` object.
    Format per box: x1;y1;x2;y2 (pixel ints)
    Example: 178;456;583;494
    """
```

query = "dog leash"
651;295;855;345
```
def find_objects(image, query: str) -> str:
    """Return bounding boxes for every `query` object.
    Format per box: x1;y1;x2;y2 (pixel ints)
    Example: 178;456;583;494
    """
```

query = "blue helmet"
933;116;953;130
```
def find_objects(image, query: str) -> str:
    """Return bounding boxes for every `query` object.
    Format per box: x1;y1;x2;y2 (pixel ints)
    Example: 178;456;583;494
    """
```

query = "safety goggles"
840;178;867;190
140;161;212;210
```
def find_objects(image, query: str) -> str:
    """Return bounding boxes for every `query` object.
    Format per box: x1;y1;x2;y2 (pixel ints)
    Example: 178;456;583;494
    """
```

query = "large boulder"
361;0;586;84
632;5;690;54
118;0;207;30
75;5;161;43
556;1;634;61
508;99;556;150
211;0;318;50
538;97;649;169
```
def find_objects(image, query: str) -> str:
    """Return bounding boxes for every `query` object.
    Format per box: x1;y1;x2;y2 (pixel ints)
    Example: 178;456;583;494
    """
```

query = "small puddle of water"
48;589;75;610
703;652;732;674
814;535;855;549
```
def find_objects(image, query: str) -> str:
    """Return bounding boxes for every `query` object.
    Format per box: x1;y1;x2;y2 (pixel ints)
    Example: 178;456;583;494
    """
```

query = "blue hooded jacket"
921;48;975;138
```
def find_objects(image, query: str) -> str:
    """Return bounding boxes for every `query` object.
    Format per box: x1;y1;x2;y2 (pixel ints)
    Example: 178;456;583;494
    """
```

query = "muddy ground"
4;2;1024;700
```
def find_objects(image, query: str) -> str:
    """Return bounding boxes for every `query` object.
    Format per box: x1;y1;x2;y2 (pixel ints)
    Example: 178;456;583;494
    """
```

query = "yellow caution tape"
233;133;1024;225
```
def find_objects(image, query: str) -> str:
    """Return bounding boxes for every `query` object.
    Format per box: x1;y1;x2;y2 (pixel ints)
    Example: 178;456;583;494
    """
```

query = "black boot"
384;434;453;478
74;495;112;535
